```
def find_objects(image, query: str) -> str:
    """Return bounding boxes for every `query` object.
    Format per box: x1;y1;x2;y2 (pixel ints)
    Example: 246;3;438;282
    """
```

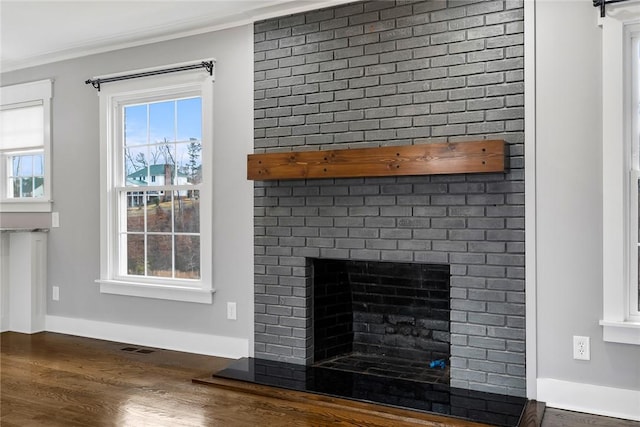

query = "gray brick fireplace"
253;0;525;397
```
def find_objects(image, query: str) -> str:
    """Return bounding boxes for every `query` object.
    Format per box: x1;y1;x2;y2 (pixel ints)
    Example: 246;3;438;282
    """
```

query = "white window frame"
600;4;640;345
0;80;53;213
630;31;640;323
95;66;215;304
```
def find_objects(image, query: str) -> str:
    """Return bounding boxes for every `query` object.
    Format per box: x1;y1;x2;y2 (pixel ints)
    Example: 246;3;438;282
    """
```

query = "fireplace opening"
312;259;451;384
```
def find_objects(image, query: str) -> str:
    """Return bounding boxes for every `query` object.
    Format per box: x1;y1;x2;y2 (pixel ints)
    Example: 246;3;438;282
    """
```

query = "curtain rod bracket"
85;60;214;92
203;60;214;76
85;79;101;91
593;0;630;17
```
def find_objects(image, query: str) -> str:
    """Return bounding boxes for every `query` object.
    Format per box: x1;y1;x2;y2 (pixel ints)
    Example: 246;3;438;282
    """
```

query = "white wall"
534;0;639;419
0;24;254;356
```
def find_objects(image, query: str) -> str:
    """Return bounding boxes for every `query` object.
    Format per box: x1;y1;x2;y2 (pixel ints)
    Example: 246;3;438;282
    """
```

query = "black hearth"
208;358;528;427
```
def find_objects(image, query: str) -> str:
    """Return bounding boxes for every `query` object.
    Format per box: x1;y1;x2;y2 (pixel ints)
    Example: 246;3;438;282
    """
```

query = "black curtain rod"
85;60;214;91
594;0;630;17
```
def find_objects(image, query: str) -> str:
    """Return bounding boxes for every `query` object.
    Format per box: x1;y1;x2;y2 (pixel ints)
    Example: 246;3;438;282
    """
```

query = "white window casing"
95;67;215;304
0;79;53;212
600;3;640;344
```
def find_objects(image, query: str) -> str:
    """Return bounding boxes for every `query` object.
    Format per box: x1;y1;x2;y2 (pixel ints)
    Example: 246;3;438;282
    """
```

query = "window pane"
149;101;175;144
125;146;149;184
127;192;145;232
154;145;177;182
12;156;21;175
147;195;172;232
177;141;202;185
11;178;19;197
175;235;200;279
174;191;199;233
33;177;44;197
22;155;33;175
21;177;33;196
33;153;43;175
124;104;148;146
177;98;202;142
126;234;145;276
147;234;173;278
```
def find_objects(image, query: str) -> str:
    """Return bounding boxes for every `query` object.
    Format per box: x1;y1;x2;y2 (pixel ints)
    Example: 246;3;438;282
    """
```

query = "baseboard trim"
537;378;640;421
45;315;249;359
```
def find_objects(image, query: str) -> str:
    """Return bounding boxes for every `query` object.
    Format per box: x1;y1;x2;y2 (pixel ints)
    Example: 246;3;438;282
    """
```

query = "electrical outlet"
227;302;237;320
573;335;590;360
52;212;60;228
52;286;60;301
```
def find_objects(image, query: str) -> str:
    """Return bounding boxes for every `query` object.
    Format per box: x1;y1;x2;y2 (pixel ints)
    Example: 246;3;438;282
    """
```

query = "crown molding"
1;0;358;73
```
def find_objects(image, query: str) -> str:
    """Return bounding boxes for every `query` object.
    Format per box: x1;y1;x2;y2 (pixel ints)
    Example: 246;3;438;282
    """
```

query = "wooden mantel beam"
247;139;505;181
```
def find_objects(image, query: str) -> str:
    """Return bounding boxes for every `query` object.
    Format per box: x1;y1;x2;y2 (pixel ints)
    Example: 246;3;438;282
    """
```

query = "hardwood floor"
1;332;637;427
541;408;640;427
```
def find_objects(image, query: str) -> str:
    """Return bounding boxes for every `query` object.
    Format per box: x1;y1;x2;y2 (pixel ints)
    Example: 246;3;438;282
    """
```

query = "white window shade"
0;104;44;151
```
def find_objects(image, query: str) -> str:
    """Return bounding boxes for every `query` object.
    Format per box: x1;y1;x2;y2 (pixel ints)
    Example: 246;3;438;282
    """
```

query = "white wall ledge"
97;279;214;304
0;200;52;213
600;320;640;345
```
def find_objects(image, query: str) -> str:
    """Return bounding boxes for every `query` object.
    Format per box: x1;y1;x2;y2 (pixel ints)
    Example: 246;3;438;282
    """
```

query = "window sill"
0;199;52;213
599;320;640;345
96;279;214;304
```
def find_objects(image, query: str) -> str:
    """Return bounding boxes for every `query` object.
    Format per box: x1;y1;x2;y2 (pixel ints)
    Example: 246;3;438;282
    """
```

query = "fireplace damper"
313;259;450;384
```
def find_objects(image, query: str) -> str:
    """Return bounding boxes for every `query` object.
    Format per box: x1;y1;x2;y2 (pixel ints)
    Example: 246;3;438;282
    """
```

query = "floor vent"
121;347;155;354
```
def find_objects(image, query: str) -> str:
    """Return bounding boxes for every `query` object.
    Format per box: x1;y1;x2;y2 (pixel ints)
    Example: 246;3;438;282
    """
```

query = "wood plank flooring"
1;332;637;427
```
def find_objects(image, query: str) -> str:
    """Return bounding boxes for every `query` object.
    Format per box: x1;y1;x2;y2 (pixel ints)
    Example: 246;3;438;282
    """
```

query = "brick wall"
253;0;525;397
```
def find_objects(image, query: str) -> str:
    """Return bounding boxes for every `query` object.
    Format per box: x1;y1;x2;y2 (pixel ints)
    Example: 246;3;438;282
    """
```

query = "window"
8;153;45;198
0;80;52;212
96;68;213;303
600;7;640;344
